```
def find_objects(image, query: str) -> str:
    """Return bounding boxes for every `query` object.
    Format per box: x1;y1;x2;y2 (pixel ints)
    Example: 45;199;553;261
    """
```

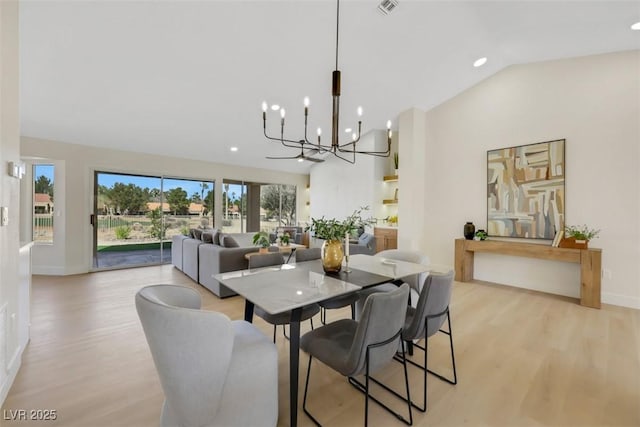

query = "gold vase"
321;239;343;273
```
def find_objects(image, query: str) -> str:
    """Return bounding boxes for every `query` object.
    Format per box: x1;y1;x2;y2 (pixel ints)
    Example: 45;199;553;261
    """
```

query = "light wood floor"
3;265;639;426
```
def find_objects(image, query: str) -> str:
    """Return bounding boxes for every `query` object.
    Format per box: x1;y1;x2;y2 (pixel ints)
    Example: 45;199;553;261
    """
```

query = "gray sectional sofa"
172;230;258;298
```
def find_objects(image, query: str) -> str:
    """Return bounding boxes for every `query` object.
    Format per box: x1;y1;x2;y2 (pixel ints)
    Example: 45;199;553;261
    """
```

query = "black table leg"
244;300;255;323
289;307;303;427
286;248;296;263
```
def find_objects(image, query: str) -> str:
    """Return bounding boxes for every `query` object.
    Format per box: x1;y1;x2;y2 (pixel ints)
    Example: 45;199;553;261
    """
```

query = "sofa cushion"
191;228;203;240
221;235;240;248
212;230;222;245
201;228;220;244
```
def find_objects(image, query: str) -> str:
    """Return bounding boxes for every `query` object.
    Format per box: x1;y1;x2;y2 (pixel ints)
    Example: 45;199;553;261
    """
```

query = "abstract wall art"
487;139;565;239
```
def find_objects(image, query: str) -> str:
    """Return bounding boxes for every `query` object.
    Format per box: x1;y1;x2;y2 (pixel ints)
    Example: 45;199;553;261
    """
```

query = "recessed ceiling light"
632;22;640;30
230;147;238;152
271;104;280;111
473;57;487;68
344;128;352;133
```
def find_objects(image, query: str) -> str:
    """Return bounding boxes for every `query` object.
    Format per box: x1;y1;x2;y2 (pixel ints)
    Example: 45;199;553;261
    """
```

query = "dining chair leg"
400;311;457;412
347;331;413;425
302;355;322;427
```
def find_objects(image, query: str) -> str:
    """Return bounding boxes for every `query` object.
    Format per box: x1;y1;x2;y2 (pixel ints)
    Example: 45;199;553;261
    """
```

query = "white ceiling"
20;0;640;174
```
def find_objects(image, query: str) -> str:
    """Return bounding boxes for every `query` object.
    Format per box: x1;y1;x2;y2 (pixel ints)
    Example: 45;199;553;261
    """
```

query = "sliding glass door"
93;172;214;269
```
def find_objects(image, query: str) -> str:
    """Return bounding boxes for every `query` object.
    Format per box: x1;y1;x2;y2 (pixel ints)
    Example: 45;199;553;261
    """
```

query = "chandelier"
261;0;392;164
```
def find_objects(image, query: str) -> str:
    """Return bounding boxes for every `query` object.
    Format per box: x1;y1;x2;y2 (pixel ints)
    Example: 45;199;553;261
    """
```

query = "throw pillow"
192;228;203;240
221;235;239;248
201;232;214;244
212;230;222;245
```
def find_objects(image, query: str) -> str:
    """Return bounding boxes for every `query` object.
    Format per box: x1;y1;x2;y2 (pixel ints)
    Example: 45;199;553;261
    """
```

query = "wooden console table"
454;238;602;308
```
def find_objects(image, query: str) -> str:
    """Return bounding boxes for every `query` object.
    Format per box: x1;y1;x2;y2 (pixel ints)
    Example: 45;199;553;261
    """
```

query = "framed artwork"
487;139;565;239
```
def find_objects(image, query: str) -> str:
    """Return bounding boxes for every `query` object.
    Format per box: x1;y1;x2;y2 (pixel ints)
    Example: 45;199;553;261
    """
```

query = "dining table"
214;253;446;427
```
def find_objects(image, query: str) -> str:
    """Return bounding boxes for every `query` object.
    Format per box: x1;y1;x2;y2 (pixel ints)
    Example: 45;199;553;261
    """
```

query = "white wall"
309;130;387;227
21;137;309;275
400;50;640;308
0;0;24;404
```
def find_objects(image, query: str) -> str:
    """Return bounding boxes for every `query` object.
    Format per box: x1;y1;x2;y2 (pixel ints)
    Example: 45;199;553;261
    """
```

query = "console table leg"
580;249;601;309
455;239;474;282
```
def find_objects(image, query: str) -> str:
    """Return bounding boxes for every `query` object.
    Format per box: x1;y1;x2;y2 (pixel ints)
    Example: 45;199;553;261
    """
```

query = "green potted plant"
475;229;488;241
393;152;399;175
252;231;271;253
306;207;375;273
280;232;290;246
562;224;600;249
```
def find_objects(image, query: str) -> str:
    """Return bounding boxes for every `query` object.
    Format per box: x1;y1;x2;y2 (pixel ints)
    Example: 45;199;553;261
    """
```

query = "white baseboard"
602;292;640;310
32;264;88;275
0;345;23;407
32;265;66;275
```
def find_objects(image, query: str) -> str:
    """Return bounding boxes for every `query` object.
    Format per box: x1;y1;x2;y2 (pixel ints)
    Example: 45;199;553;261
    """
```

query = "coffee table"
244;243;306;263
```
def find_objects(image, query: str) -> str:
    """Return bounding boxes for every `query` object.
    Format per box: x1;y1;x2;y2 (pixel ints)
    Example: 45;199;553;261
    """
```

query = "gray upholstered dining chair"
249;252;320;342
378;270;457;412
400;270;457;412
135;285;278;427
354;249;430;319
295;247;360;324
301;284;413;427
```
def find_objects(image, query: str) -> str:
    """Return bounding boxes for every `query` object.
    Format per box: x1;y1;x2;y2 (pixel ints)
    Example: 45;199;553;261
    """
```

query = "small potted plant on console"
560;224;600;249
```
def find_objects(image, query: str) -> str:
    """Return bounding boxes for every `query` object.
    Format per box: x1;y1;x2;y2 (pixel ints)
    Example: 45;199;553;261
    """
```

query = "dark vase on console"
464;222;475;240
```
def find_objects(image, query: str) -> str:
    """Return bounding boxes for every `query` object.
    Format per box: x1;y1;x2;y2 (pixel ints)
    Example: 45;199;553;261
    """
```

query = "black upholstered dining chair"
249;252;320;342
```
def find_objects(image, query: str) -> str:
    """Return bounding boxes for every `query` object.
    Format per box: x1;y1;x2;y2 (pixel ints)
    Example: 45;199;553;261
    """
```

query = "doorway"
93;172;214;269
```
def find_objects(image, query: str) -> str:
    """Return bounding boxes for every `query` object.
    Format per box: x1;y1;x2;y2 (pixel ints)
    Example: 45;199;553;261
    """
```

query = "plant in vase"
306;206;375;273
563;224;600;249
393;152;399;175
252;231;271;253
280;232;290;246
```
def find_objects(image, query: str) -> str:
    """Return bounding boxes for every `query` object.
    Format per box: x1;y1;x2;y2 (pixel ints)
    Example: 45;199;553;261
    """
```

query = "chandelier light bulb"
317;127;322;136
262;101;268;112
386;120;392;130
473;57;488;67
304;97;310;107
281;108;286;118
352;133;357;141
632;22;640;30
357;106;363;117
298;158;304;162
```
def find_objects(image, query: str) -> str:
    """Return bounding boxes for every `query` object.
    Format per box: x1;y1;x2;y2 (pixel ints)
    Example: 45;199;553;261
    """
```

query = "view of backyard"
31;170;298;268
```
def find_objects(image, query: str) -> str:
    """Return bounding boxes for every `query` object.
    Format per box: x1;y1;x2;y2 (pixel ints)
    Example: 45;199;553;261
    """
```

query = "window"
33;164;54;243
221;181;296;234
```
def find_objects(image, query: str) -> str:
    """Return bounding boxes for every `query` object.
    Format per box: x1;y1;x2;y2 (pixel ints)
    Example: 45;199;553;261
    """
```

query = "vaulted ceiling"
20;0;640;174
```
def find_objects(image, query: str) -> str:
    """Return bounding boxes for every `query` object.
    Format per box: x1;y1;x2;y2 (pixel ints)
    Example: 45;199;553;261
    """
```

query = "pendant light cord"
335;0;340;70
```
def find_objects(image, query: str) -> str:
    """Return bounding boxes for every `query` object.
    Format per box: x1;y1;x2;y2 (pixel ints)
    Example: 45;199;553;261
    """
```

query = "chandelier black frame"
262;0;392;164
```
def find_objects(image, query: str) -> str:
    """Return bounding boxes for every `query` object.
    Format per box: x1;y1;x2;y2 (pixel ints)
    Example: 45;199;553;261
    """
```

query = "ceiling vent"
378;0;398;15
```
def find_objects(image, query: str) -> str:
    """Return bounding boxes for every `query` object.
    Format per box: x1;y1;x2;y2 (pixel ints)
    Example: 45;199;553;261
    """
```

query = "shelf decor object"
261;0;392;164
487;139;565;239
464;222;475;240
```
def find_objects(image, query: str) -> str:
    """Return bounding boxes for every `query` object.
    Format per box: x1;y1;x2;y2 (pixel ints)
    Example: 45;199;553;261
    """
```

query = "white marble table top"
215;263;362;315
347;254;440;279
